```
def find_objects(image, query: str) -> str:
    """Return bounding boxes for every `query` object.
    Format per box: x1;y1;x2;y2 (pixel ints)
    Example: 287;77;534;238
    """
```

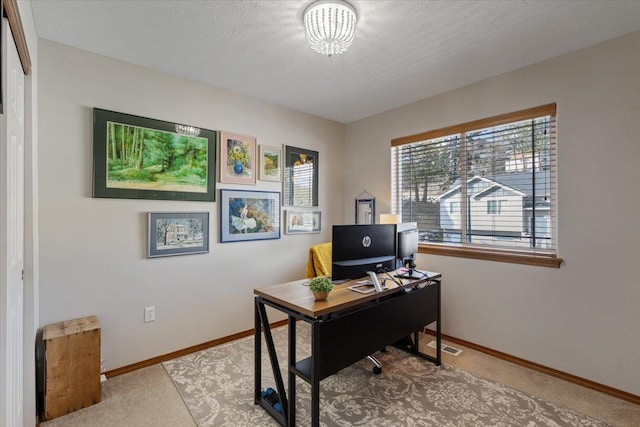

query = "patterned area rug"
163;325;608;427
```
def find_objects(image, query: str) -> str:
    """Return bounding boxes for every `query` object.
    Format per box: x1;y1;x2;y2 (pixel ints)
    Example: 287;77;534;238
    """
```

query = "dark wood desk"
254;272;441;427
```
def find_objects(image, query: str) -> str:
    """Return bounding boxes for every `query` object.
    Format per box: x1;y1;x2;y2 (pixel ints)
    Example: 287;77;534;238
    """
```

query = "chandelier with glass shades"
303;0;357;57
175;124;201;137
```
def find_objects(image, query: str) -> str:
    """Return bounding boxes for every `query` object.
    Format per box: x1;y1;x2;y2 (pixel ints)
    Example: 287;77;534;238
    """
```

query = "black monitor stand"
395;256;423;280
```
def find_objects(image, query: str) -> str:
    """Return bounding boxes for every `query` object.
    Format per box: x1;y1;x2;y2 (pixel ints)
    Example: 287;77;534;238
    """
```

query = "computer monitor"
396;224;420;279
332;224;396;281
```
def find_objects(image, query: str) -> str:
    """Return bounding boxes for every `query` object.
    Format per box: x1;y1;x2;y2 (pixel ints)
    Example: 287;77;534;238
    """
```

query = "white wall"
38;40;345;371
345;31;640;395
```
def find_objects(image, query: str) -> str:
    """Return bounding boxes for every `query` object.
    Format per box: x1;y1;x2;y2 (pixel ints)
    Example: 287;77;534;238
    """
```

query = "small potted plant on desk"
309;276;333;301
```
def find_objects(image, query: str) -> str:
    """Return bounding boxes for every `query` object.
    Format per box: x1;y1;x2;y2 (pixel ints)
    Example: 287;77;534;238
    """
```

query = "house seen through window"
391;104;559;266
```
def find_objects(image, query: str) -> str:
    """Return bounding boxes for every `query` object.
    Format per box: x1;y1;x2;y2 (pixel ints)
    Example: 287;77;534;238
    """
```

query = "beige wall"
37;27;640;396
38;40;345;371
345;31;640;395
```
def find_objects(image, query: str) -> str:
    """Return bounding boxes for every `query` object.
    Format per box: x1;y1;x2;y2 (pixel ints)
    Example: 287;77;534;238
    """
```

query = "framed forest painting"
93;108;217;201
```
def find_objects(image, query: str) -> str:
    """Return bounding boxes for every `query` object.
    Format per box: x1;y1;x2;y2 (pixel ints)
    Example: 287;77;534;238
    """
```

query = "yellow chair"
306;242;332;278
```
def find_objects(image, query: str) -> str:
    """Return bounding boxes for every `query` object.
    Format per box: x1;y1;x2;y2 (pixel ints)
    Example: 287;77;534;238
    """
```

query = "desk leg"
311;321;320;427
255;299;289;425
311;379;320;427
254;300;262;405
287;316;296;427
436;282;442;366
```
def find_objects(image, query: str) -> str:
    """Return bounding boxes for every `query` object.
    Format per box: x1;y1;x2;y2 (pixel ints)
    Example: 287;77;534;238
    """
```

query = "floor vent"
427;340;463;356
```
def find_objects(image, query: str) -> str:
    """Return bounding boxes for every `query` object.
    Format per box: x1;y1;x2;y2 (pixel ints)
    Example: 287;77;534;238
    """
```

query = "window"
487;200;505;215
391;104;560;267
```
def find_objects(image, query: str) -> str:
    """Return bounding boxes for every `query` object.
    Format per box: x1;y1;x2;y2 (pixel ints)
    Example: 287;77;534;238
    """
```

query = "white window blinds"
391;104;557;255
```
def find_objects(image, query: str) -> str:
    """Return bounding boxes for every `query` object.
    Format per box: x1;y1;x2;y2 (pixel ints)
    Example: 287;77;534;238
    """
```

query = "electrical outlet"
144;306;155;323
100;358;108;382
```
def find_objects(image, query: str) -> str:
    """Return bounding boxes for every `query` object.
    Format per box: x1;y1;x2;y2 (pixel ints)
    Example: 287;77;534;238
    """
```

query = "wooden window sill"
418;244;562;268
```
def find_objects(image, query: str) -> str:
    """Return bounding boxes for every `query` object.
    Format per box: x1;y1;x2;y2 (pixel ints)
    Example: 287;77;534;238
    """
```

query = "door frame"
1;1;36;425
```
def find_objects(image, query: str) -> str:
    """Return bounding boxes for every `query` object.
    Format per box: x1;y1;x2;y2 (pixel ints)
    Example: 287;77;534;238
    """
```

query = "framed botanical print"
219;131;257;185
283;145;318;207
220;189;281;243
93;108;217;201
259;145;282;182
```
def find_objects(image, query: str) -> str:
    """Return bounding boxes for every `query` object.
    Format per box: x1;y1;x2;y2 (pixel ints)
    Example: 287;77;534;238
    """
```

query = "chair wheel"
373;366;382;374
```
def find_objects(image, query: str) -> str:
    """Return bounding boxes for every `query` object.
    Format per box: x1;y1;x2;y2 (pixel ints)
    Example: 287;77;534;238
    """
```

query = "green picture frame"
92;108;217;201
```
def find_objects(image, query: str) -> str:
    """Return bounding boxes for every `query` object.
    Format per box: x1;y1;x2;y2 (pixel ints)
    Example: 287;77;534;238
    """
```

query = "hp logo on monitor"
362;236;372;247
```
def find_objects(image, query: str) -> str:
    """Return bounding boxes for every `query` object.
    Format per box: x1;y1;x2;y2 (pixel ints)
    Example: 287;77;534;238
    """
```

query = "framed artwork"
148;212;209;257
220;189;281;243
285;210;321;234
283;145;318;207
355;198;375;224
355;190;376;224
93;108;217;201
259;145;282;182
219;131;257;185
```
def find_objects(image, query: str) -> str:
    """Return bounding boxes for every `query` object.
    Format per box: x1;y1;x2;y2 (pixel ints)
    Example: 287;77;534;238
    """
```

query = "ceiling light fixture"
175;124;201;137
303;0;357;57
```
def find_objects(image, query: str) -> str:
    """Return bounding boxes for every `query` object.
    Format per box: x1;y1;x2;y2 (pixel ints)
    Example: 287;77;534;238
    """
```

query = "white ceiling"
31;0;640;124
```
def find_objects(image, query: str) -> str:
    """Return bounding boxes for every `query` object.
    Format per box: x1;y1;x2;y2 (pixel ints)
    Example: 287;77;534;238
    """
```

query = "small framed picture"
283;145;318;207
220;189;281;243
285;209;321;234
219;131;257;185
148;212;209;257
259;145;282;182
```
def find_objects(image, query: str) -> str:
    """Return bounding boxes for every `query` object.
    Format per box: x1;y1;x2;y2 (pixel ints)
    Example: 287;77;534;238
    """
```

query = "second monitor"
395;224;421;279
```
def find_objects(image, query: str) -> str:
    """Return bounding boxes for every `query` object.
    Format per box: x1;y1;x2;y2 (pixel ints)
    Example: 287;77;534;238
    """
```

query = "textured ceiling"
31;1;640;124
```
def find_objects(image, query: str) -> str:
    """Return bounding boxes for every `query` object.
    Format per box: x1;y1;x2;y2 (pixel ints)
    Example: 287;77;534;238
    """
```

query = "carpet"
163;325;608;427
